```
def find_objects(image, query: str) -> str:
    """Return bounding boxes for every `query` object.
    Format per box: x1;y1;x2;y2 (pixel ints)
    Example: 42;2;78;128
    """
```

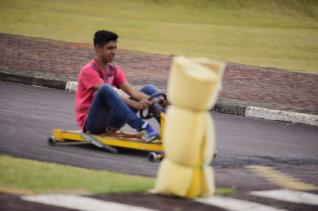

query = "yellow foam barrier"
167;56;224;111
154;56;225;198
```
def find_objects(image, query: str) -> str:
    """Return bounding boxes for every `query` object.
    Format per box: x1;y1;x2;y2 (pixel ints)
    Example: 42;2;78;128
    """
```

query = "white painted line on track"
22;194;157;211
196;196;288;211
250;189;318;206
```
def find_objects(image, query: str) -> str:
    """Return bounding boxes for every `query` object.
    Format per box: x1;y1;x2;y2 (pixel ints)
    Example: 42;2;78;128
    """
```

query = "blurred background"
1;0;317;73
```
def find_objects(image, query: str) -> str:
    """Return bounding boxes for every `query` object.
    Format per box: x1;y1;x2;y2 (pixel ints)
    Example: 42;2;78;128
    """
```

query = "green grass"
215;187;237;196
0;0;317;73
0;155;154;195
0;155;237;196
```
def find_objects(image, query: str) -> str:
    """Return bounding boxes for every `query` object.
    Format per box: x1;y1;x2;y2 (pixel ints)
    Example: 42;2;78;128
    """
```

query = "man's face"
95;40;117;63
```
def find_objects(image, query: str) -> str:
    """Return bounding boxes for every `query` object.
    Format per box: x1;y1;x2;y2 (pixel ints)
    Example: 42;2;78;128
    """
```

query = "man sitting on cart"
75;30;162;143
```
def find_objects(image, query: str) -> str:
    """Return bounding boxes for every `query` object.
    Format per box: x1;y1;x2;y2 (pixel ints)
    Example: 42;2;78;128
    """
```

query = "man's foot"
141;122;160;143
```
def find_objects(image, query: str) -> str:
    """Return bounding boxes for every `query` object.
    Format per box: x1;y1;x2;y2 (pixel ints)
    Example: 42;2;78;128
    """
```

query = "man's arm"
93;83;149;110
121;96;149;110
95;82;149;101
119;82;150;101
119;82;152;110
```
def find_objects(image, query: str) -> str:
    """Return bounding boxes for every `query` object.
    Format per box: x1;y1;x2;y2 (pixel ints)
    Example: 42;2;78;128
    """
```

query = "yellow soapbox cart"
48;93;167;162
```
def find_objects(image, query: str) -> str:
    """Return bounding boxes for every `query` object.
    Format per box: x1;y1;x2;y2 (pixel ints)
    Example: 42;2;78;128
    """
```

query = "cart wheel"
48;136;57;146
148;152;164;162
213;150;218;159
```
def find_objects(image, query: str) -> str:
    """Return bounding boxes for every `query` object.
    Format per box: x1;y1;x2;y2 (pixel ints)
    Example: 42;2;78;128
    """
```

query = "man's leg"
106;84;160;130
85;84;145;134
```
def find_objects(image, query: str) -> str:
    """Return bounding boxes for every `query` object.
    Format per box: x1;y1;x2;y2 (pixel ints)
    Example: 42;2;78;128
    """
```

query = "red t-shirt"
75;59;127;130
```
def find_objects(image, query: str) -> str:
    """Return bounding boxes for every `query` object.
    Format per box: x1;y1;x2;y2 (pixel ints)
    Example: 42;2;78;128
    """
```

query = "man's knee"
98;84;117;96
140;84;159;95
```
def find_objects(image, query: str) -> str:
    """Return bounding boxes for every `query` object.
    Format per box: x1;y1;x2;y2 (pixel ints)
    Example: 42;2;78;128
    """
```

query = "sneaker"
141;122;160;143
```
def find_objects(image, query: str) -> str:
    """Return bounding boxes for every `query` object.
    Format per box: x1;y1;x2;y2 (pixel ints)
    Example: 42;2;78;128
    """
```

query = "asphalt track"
1;81;317;190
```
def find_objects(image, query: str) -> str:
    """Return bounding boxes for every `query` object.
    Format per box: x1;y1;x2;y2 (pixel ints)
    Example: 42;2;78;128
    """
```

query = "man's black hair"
94;30;118;47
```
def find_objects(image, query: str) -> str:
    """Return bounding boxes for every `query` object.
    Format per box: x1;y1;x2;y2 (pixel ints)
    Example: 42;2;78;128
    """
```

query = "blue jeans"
85;84;159;134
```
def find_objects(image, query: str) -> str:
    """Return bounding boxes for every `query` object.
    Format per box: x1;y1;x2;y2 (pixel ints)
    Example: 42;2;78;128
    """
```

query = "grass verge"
0;155;154;195
0;155;237;196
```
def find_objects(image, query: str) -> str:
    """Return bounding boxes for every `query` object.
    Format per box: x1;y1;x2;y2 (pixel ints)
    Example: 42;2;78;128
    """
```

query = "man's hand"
139;99;151;110
119;82;168;109
121;97;151;111
149;96;168;107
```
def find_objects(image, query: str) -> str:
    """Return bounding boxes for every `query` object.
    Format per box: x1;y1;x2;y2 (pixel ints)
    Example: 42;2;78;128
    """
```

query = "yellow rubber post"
153;56;225;198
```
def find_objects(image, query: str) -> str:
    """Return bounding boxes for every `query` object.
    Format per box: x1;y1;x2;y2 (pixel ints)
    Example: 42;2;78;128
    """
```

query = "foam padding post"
154;56;225;198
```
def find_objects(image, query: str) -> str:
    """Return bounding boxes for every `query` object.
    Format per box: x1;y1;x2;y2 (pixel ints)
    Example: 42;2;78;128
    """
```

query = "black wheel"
48;136;56;146
148;152;157;162
211;150;218;166
148;152;164;162
213;150;218;160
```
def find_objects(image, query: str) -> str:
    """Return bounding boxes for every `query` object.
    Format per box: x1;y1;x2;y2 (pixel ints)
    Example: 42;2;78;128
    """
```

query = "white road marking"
22;194;157;211
250;189;318;206
196;196;288;211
